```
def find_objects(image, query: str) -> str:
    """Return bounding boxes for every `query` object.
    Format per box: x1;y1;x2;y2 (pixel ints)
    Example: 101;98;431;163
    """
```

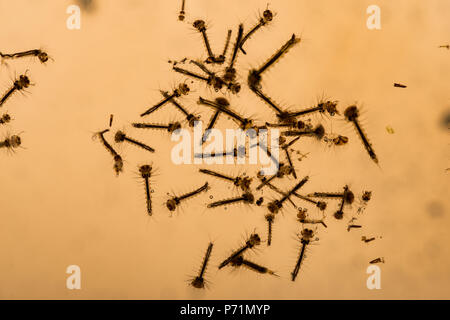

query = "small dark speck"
427;201;445;219
394;83;407;88
440;110;450;129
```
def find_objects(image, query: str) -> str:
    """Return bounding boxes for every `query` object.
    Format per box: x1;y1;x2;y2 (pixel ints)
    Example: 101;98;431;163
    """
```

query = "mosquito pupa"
0;49;51;64
207;192;254;208
0;73;32;107
178;0;186;21
292;193;327;211
393;83;407;88
193;19;216;63
214;30;232;64
256;197;264;206
223;24;244;83
139;164;153;215
132;121;181;133
190;242;213;289
140;83;190;117
0;113;11;125
160;91;200;127
230;255;278;276
239;6;274;55
166;182;209;211
114;130;155;153
291;228;315;281
297;208;327;228
201;97;229;144
282;124;325;140
248;34;300;89
94;129;123;175
267;176;309;214
218;233;261;269
199;169;251;192
265;213;275;246
0;133;22;153
344;105;378;164
370;257;385;264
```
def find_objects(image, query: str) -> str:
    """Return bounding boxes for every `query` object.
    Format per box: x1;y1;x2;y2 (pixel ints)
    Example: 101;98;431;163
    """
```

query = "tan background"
0;0;449;299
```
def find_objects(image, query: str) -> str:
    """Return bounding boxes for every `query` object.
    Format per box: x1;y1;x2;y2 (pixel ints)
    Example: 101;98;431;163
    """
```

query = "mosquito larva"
114;130;155;153
265;213;275;246
266;121;306;130
218;233;261;269
0;113;11;125
0;74;32;107
297;209;327;228
291;228;314;281
0;134;21;152
166;182;209;211
178;0;186;21
283;100;339;119
193;19;215;63
140;83;190;117
344;105;378;164
199;169;251;192
370;257;385;264
282;124;325;140
292;193;327;211
230;255;278;276
361;236;376;243
284;147;296;179
267;176;309;214
0;49;50;64
194;146;246;160
132;121;181;133
223;24;244;83
207;192;254;208
109;114;114;127
160;91;200;127
174;64;226;92
248;34;300;89
333;185;354;220
438;44;449;49
95;129;123;175
239;7;274;54
198;97;253;130
393;83;407;88
191;242;213;289
139;164;153;215
201;97;230;144
214;30;232;64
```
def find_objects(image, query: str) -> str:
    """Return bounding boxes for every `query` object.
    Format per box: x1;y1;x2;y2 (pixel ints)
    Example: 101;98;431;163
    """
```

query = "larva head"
178;83;190;95
297;209;307;222
301;228;314;241
114;130;126;142
113;155;123;175
267;200;281;214
1;113;11;124
344;105;359;121
191;276;205;289
187;114;201;127
278;163;293;176
248;233;261;247
319;100;339;116
362;191;372;202
193;20;206;32
8;135;22;148
210;76;224;91
344;188;355;204
334;210;344;220
37;51;49;63
166;198;178;211
178;13;185;21
228;82;241;94
16;75;31;89
265;213;275;223
215;97;230;107
230;255;244;267
238;177;252;192
313;124;325;140
263;9;273;23
247;69;261;89
223;67;236;83
316;201;327;211
333;135;348;146
243;192;254;204
139;164;152;179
